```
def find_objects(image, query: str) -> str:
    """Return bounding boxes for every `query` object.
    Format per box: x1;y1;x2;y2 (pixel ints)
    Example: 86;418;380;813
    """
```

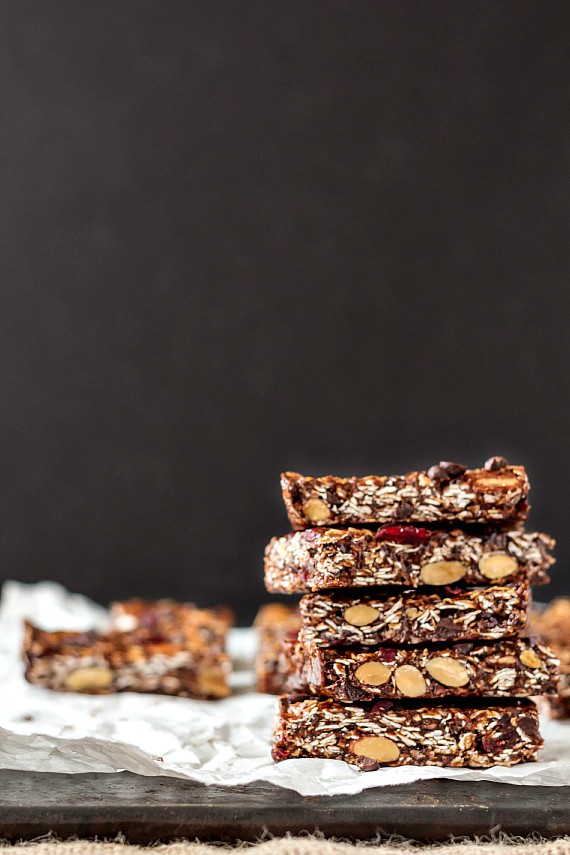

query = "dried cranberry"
442;585;463;596
375;525;431;545
272;746;291;762
371;700;393;713
376;648;397;662
481;735;498;754
303;528;327;542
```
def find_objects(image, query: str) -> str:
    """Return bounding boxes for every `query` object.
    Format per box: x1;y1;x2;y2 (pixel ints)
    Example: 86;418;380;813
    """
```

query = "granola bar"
298;582;530;646
530;598;570;719
272;696;542;769
22;601;232;699
253;603;302;694
297;637;559;701
281;458;529;529
265;526;553;593
111;599;232;649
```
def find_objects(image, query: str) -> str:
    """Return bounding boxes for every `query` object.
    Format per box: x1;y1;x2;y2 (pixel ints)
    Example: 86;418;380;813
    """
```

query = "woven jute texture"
1;838;570;855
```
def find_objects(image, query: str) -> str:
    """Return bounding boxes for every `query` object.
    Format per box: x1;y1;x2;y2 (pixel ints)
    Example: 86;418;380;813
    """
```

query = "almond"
344;604;380;627
64;666;113;692
352;736;400;763
426;656;469;687
478;552;517;580
354;661;391;686
420;560;467;586
473;474;519;490
394;665;426;697
302;497;331;523
520;648;542;669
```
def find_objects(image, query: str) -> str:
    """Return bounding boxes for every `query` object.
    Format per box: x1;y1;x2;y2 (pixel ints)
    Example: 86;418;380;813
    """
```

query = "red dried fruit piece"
371;700;394;713
272;746;291;762
375;525;432;545
376;648;397;662
442;585;464;596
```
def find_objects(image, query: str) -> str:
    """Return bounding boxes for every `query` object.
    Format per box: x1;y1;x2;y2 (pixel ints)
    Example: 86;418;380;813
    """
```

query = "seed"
354;661;391;686
478;552;517;580
352;736;400;764
302;497;331;523
420;560;467;586
426;656;470;687
64;666;113;691
520;648;542;669
394;665;427;697
344;604;380;626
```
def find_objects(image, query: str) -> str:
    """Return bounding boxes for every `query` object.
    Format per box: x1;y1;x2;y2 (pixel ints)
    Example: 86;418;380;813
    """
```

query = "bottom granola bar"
272;696;541;770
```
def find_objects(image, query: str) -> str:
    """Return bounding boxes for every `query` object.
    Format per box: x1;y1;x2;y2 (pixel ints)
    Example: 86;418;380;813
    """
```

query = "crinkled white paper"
1;580;569;795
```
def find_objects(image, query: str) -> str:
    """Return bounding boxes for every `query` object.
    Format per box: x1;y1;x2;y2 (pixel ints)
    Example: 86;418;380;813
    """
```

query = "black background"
0;1;568;623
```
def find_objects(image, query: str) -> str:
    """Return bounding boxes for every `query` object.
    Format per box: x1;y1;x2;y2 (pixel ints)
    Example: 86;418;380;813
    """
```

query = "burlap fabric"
1;838;570;854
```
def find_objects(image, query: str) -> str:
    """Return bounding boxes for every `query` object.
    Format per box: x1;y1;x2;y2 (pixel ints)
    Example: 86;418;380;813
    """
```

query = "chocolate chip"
454;642;474;654
427;465;449;482
356;756;381;772
484;455;508;471
344;681;368;701
517;715;539;738
439;461;467;479
394;502;413;520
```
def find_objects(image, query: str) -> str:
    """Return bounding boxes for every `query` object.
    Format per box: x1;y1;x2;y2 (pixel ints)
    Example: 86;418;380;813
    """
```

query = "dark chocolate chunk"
439;461;468;479
485;455;509;471
427;464;449;482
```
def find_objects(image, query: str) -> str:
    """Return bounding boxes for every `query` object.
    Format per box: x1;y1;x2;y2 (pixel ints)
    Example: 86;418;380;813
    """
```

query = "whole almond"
478;552;518;580
394;665;427;697
64;666;113;692
303;497;331;523
520;648;542;669
420;560;467;586
344;604;380;627
426;656;470;687
354;661;391;686
352;736;400;763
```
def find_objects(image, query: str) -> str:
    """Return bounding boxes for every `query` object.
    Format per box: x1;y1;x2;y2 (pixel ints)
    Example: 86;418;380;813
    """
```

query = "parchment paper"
1;580;569;795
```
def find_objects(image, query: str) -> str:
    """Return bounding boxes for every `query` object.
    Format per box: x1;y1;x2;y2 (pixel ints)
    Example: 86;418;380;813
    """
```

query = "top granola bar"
281;457;529;529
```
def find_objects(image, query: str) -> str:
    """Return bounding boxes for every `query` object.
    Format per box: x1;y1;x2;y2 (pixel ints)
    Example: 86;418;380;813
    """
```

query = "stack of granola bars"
265;457;559;770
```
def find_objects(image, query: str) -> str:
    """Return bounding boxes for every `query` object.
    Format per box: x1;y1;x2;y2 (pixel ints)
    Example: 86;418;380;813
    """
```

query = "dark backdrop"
0;1;568;622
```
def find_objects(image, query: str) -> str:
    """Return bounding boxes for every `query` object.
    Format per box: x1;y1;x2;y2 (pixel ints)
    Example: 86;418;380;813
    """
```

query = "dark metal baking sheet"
0;770;568;842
